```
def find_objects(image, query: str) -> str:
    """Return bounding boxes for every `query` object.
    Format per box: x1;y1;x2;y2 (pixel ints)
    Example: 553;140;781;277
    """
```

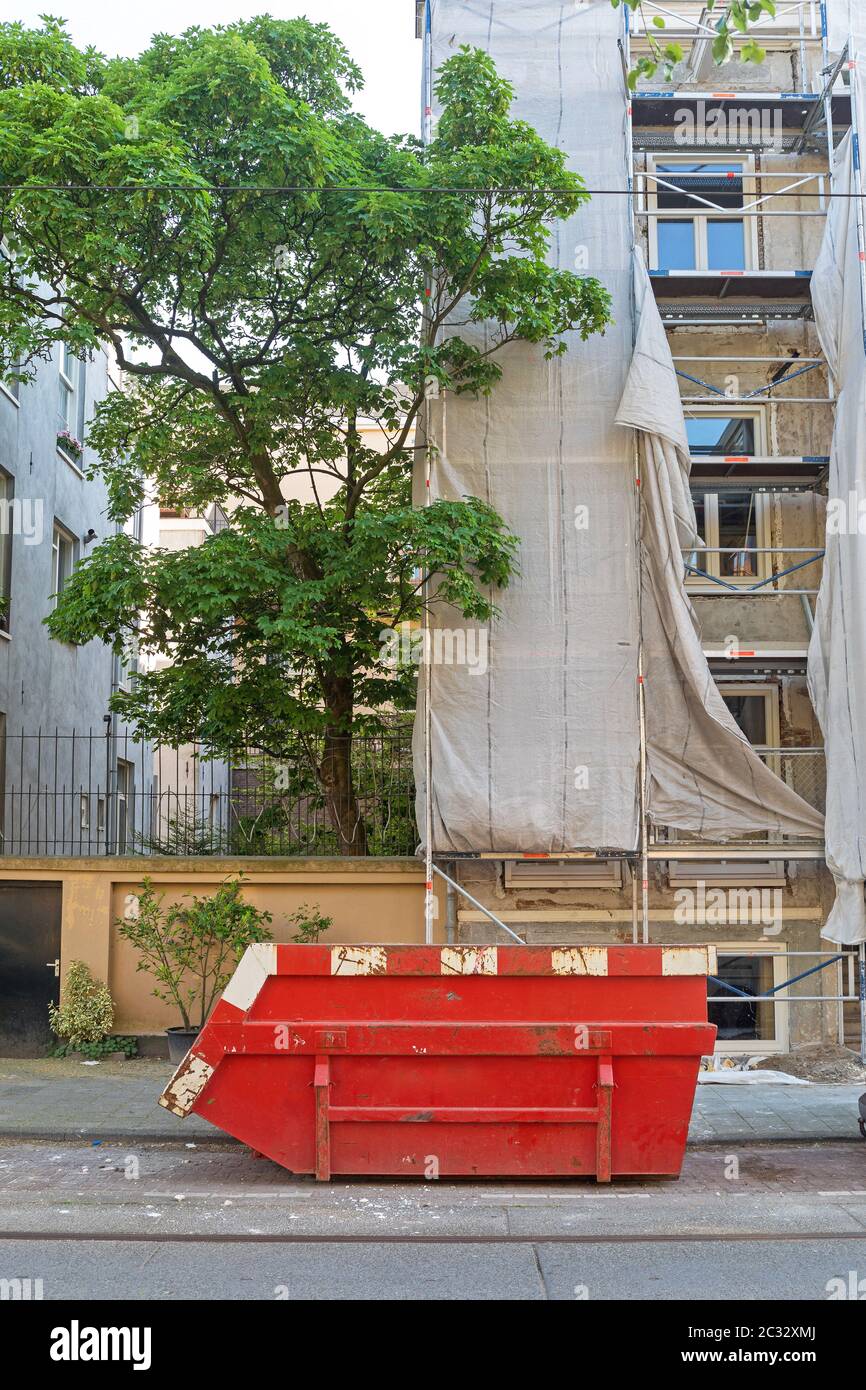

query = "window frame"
708;943;789;1054
666;682;784;869
0;469;14;634
647;153;760;273
57;344;86;472
115;637;139;695
58;344;79;431
684;403;766;460
687;490;772;590
0;240;22;407
115;758;133;854
684;408;771;591
50;521;76;612
715;680;782;776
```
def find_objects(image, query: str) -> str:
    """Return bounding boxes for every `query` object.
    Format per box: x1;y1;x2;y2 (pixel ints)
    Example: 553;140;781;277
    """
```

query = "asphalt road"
3;1233;865;1301
0;1138;864;1300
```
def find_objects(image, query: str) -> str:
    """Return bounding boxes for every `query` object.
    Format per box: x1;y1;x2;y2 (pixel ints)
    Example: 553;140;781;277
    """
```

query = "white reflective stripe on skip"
551;947;609;977
159;1054;214;1116
221;942;277;1010
661;946;713;977
330;945;388;975
440;946;497;975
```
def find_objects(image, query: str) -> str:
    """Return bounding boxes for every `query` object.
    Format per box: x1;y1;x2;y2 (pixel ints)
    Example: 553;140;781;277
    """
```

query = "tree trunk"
320;725;367;856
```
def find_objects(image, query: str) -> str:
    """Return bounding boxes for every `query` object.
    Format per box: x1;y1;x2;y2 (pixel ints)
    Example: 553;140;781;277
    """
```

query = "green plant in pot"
119;875;272;1063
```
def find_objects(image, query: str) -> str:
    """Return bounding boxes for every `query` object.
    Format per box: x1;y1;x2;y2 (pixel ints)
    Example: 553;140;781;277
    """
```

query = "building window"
0;241;21;405
685;413;757;458
79;793;90;833
0;373;19;406
58;345;79;431
116;759;133;854
684;408;771;587
687;490;771;588
115;638;139;695
717;681;781;775
709;949;788;1052
0;471;13;633
57;345;86;464
50;524;76;609
666;684;785;871
719;684;776;745
647;156;758;272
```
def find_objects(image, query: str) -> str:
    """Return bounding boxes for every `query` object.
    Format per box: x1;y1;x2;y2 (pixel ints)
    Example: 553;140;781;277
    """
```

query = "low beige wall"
0;857;442;1034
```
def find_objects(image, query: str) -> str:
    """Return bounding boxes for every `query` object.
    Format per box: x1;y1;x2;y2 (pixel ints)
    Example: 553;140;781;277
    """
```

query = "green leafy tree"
0;16;611;852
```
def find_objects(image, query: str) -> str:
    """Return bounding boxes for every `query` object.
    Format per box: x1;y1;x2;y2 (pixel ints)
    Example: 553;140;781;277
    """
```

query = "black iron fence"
0;728;825;860
0;726;417;857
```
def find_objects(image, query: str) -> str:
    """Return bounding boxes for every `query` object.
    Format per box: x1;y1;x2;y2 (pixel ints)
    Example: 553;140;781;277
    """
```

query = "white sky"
11;2;422;136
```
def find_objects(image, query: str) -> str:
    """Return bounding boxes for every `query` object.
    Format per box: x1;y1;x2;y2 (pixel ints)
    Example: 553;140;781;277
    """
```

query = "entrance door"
0;882;62;1055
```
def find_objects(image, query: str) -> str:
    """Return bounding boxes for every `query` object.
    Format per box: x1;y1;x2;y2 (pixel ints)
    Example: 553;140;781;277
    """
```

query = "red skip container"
159;943;716;1181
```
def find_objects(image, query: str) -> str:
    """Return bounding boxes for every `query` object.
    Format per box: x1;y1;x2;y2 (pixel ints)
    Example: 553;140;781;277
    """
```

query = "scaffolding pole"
624;5;651;946
422;9;435;945
833;11;866;1060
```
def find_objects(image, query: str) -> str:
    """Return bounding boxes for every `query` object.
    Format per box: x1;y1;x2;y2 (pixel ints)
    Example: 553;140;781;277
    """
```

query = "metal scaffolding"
418;2;866;1061
621;0;866;1055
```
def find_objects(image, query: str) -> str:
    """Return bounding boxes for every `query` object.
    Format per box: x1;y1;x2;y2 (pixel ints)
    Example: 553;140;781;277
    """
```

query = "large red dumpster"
159;943;716;1181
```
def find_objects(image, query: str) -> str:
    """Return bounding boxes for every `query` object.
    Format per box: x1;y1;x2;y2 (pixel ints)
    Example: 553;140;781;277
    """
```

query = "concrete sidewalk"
0;1058;863;1146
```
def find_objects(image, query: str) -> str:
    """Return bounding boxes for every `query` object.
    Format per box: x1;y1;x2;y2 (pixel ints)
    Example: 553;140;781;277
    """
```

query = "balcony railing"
683;545;824;596
0;730;823;860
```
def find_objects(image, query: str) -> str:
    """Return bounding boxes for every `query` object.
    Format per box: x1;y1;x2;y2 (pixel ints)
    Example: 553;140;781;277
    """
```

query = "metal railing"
683;545;825;596
0;726;417;858
761;747;826;815
706;948;865;1062
0;731;825;858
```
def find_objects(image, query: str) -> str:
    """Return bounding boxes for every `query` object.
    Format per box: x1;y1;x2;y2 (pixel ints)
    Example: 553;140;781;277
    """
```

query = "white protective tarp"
827;0;864;52
415;0;640;852
806;5;866;944
416;0;825;859
616;254;825;843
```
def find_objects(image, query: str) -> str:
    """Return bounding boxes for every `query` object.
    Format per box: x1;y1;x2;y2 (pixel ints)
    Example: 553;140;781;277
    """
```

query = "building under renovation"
415;0;866;1058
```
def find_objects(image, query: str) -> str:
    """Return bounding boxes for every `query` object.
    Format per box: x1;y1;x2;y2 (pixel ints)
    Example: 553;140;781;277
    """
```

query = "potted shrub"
49;960;115;1056
119;875;273;1062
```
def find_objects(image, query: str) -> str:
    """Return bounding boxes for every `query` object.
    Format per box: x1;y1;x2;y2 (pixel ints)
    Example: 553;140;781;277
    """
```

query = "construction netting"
617;252;824;844
415;0;831;884
415;0;639;853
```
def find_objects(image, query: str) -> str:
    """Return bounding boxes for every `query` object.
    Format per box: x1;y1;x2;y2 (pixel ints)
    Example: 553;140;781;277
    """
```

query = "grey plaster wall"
0;344;150;853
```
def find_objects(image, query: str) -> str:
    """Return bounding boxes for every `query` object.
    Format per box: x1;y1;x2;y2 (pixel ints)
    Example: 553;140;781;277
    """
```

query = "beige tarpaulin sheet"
616;253;824;843
415;0;824;857
415;0;639;852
